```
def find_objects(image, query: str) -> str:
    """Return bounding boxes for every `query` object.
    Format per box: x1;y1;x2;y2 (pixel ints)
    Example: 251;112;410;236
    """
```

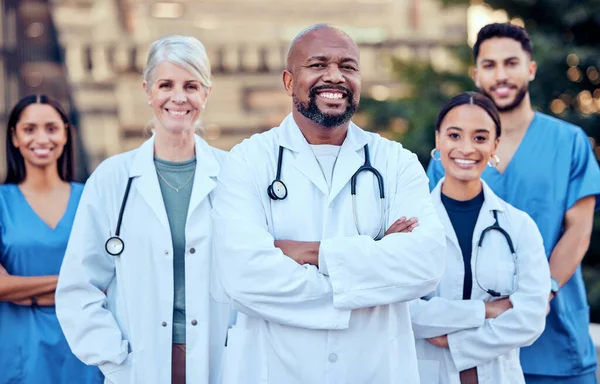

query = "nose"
495;65;509;82
172;87;186;103
34;130;50;144
322;64;345;84
460;139;475;155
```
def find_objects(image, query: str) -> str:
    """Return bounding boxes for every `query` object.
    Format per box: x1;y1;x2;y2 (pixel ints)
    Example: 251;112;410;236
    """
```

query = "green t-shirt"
154;156;196;345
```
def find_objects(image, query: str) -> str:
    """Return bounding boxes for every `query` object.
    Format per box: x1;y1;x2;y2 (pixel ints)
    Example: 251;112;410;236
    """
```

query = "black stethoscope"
268;143;386;240
473;210;519;297
105;177;135;256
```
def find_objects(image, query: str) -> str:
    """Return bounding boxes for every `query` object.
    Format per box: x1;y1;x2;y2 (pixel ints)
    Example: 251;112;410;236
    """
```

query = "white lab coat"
211;114;446;384
410;178;550;384
55;135;230;384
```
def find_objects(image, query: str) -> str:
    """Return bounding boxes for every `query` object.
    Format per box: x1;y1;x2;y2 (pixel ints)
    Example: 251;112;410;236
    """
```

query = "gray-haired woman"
55;35;230;384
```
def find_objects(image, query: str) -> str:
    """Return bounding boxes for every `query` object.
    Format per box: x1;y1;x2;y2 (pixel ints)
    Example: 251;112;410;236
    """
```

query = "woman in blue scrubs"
0;95;102;384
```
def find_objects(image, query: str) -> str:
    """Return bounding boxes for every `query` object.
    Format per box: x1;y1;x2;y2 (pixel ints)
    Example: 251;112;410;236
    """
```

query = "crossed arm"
0;263;57;306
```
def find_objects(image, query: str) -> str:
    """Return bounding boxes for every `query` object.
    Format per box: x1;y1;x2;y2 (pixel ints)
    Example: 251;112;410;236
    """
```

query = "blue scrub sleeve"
566;129;600;211
426;159;444;192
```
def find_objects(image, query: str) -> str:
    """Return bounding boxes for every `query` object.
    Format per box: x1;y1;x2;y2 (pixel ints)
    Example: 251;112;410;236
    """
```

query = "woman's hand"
426;335;449;348
384;217;418;236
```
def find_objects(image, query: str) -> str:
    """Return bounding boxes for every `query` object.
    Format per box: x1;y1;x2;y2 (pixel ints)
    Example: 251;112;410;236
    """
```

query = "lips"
491;84;517;98
31;147;52;157
165;108;191;117
452;158;479;169
310;85;350;104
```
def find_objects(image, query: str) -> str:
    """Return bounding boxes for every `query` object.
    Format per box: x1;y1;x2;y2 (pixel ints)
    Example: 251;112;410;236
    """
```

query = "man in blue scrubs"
428;23;600;383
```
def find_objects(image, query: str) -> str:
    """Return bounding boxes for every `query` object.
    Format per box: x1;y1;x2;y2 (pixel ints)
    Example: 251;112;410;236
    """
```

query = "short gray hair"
143;35;212;89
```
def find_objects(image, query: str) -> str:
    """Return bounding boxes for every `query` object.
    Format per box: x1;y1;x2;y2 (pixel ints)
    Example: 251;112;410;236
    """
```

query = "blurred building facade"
1;0;467;173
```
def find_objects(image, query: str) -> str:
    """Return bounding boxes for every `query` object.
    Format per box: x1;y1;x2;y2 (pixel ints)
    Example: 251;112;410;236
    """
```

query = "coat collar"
277;113;370;203
128;134;220;231
431;178;506;252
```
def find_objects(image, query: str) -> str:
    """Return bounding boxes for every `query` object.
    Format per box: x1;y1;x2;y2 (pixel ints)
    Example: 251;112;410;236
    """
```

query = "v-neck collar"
16;182;76;231
488;112;539;176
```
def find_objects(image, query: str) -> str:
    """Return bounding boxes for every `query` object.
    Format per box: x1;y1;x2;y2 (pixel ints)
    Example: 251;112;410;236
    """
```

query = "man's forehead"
477;37;529;61
293;28;359;62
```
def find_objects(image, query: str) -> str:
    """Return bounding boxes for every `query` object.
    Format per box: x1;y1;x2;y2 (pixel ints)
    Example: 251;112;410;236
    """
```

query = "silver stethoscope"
105;177;135;256
473;210;519;297
268;143;386;240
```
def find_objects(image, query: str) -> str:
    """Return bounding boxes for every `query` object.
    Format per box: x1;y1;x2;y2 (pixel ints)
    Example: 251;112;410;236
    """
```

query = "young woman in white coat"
55;35;230;384
411;92;551;384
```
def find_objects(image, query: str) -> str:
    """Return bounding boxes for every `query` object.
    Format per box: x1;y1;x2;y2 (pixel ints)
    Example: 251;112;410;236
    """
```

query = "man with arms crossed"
428;23;600;383
212;24;446;383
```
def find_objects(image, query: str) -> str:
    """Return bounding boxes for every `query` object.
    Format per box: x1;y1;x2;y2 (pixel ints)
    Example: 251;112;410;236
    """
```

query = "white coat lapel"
471;180;505;249
279;115;329;196
129;136;170;231
327;123;367;205
187;136;219;219
431;178;461;253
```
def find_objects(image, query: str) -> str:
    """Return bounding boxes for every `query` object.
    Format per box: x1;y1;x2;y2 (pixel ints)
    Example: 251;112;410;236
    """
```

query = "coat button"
328;353;338;363
164;250;169;255
189;247;196;254
162;321;167;327
191;319;197;326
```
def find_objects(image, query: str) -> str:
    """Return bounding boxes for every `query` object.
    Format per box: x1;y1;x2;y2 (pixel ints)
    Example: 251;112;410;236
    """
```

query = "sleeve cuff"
318;242;329;276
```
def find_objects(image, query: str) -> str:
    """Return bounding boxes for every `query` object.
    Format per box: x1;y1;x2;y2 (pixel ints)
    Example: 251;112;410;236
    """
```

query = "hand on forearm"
274;240;320;266
485;298;513;319
11;291;56;306
426;334;449;348
384;217;418;237
0;275;58;301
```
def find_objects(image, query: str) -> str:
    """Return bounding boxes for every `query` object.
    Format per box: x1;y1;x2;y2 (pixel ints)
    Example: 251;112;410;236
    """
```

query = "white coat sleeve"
409;298;486;339
447;214;550;371
212;146;351;330
55;169;130;376
321;150;446;310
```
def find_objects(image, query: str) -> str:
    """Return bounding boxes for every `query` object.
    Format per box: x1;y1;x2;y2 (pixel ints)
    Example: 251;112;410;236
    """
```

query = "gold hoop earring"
487;154;500;168
430;148;441;161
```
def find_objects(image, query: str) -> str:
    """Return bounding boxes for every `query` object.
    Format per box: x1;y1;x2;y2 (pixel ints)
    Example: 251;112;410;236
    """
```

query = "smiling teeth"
455;159;476;164
320;92;343;99
169;110;187;116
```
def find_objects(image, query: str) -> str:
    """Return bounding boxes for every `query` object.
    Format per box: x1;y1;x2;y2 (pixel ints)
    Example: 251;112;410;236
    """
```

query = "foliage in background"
358;0;600;319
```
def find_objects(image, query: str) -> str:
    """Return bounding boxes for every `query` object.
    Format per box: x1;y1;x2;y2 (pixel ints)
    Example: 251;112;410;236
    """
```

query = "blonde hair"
143;35;212;89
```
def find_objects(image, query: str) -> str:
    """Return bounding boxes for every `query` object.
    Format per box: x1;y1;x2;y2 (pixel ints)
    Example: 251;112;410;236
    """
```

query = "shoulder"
89;148;138;182
0;183;18;202
535;112;585;138
499;198;539;236
229;127;278;159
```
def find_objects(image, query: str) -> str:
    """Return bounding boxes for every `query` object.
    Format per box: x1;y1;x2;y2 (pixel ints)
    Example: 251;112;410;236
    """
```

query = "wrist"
31;296;38;307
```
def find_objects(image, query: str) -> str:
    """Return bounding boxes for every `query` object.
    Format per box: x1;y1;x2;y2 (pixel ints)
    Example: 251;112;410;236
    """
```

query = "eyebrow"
480;56;520;64
446;126;491;133
156;78;201;83
306;56;359;65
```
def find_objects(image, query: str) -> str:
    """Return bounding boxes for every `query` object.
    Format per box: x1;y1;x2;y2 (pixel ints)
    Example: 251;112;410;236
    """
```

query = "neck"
499;96;535;139
441;177;483;201
292;110;348;145
154;127;196;161
20;163;65;191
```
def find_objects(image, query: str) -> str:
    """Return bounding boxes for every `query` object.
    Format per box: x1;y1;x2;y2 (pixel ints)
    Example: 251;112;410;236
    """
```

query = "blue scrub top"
427;112;600;377
0;183;103;384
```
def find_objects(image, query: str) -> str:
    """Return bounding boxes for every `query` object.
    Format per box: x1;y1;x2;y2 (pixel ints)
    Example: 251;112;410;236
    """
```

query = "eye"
185;84;199;90
448;133;460;139
341;65;357;71
309;63;327;68
474;135;488;142
159;82;171;89
23;127;35;134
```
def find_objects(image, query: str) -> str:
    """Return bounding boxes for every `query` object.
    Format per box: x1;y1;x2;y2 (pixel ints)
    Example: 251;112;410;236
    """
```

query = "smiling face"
283;27;361;128
143;60;209;134
11;103;68;172
474;37;536;112
436;104;499;184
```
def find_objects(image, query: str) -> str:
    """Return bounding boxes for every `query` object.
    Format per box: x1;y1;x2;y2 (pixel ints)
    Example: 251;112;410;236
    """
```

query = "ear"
11;128;19;148
492;136;500;155
142;80;152;104
473;67;481;89
528;60;537;82
282;70;294;97
434;130;440;150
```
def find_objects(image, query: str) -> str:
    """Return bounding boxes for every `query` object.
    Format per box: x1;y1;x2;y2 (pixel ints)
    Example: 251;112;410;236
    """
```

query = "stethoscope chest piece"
105;236;124;256
268;180;288;200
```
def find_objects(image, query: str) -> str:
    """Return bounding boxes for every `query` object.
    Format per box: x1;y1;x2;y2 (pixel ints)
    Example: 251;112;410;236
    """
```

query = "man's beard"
293;85;358;128
481;82;528;112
